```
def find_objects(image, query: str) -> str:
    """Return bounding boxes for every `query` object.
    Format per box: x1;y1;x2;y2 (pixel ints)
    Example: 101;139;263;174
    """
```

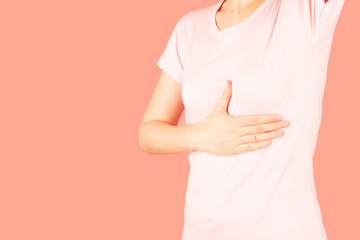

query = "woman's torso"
158;0;345;239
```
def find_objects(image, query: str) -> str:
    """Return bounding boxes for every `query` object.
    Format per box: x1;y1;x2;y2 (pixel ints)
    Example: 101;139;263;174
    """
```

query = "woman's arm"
138;70;197;155
296;0;346;42
139;120;197;155
138;75;289;156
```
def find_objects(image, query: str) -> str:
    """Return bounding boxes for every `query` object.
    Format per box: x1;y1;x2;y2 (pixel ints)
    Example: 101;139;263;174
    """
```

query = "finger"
230;113;282;127
238;130;284;144
239;120;290;136
214;80;232;113
234;141;272;154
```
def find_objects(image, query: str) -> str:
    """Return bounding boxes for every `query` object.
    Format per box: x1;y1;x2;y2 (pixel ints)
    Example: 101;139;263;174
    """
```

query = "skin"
215;0;268;31
138;0;291;155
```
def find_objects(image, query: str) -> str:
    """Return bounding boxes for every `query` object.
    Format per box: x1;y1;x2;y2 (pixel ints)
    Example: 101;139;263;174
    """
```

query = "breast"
182;53;303;125
182;28;314;125
227;62;302;116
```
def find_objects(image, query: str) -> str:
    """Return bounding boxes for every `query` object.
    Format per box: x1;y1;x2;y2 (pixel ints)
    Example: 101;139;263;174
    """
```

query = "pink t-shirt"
156;0;346;239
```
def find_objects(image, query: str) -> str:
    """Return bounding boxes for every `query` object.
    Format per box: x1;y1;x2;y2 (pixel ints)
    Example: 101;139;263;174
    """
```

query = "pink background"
0;0;358;239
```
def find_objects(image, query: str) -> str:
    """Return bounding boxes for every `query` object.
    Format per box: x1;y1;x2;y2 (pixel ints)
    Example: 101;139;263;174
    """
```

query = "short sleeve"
156;17;185;84
297;0;346;42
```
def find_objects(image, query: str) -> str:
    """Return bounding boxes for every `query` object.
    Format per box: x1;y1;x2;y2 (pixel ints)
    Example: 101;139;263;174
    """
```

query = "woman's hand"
191;80;290;155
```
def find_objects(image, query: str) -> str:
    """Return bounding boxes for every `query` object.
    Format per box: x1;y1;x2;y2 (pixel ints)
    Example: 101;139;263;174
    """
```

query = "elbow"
138;125;154;155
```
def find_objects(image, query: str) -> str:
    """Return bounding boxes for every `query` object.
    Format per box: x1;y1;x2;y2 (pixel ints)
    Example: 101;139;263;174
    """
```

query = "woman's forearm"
138;120;198;155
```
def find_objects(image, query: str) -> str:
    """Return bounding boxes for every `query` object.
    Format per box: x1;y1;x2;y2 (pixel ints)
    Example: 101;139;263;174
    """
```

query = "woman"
139;0;346;239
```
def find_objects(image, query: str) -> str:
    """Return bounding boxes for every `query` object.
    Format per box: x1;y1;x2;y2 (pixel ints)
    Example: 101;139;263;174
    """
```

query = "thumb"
215;80;232;114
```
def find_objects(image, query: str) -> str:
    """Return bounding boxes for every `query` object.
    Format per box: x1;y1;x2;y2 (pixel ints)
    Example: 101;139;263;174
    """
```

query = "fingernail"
275;131;283;136
264;140;272;145
282;121;289;127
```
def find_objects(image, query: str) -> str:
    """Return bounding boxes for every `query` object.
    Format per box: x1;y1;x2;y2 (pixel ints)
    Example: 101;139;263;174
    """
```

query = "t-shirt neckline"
211;0;274;36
